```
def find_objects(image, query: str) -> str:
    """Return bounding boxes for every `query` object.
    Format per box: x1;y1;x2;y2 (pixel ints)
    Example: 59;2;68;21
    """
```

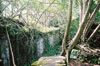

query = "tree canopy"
0;0;100;66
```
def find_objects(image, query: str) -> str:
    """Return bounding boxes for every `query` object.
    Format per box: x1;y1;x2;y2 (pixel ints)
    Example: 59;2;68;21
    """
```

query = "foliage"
70;49;79;59
70;18;79;39
43;43;61;56
0;0;100;66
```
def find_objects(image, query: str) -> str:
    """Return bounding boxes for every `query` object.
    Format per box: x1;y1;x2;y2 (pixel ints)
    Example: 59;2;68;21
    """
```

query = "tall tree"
61;0;100;65
60;0;72;56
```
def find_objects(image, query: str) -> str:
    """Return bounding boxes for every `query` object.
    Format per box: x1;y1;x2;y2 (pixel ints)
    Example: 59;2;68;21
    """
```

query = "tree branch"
78;0;83;23
37;0;56;23
82;1;100;42
76;44;100;56
68;0;92;52
88;24;100;41
60;0;73;65
5;27;16;66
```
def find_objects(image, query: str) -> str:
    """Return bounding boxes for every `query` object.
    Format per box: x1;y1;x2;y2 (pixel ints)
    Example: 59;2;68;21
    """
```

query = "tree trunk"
88;24;100;41
5;28;16;66
65;0;93;65
66;1;100;65
60;0;72;56
82;1;100;42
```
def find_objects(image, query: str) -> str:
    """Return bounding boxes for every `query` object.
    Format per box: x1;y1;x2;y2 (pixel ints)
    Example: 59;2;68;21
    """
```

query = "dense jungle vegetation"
0;0;100;66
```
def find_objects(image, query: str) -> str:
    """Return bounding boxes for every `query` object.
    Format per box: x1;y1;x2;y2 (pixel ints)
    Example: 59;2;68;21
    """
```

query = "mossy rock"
31;61;50;66
31;56;66;66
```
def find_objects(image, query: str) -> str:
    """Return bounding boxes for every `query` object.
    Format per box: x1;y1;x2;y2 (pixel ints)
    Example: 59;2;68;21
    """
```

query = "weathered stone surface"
0;35;10;66
31;56;66;66
43;63;65;66
49;35;54;47
37;38;45;57
31;56;100;66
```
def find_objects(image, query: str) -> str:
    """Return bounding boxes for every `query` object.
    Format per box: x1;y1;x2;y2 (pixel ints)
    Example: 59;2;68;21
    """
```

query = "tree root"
76;44;100;56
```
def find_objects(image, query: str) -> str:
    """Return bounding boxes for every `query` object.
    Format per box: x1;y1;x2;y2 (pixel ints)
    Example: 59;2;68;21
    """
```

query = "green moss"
31;61;47;66
38;61;47;66
31;61;38;66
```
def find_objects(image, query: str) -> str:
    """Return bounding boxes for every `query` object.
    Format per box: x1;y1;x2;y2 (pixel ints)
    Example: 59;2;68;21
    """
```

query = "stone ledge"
31;56;66;66
31;56;100;66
